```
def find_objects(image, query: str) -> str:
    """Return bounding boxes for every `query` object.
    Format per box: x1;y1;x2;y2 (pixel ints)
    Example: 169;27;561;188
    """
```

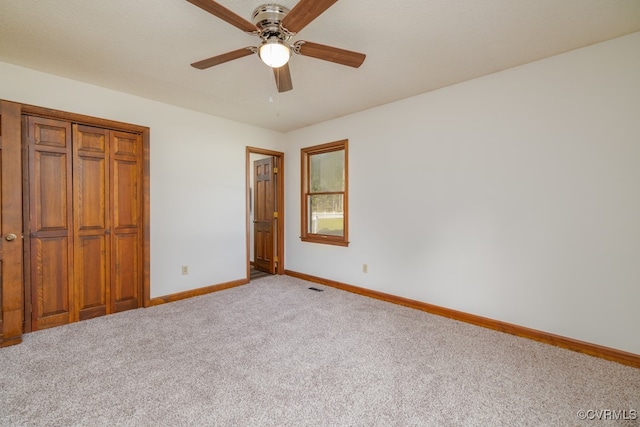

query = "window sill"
300;236;349;247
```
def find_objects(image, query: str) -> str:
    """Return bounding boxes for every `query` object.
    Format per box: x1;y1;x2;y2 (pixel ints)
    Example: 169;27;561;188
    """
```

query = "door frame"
246;147;285;278
0;100;151;337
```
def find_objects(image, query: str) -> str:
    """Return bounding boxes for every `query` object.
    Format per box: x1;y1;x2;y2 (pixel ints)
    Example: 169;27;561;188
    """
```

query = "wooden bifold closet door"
25;116;142;331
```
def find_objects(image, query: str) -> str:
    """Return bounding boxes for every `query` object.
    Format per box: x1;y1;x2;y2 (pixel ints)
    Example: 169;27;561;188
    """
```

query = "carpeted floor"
0;275;638;426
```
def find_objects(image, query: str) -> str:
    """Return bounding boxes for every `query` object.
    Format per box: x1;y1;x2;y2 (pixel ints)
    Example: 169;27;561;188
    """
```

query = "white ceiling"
1;0;639;132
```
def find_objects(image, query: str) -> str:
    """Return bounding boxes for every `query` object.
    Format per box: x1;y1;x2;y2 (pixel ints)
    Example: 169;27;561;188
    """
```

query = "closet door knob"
5;233;17;241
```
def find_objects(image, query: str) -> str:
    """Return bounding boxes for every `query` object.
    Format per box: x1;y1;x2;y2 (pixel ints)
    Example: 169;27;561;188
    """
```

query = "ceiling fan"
186;0;366;93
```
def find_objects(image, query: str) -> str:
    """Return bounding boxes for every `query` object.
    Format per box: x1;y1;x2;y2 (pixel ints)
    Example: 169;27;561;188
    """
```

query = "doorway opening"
246;147;285;281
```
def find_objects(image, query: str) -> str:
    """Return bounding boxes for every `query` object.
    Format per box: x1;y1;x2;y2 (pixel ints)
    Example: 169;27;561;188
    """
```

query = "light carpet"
0;275;638;426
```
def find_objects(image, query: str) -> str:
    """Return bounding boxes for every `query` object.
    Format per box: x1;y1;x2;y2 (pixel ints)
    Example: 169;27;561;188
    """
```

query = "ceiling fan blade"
186;0;257;33
191;47;255;69
273;63;293;93
281;0;339;34
296;41;366;68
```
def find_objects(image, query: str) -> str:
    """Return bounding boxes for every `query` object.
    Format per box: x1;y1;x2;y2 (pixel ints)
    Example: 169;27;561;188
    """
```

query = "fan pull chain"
267;92;280;117
275;69;281;117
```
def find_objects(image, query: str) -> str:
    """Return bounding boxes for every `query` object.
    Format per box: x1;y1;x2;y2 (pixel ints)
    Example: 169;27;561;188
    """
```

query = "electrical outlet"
182;265;189;275
362;264;368;273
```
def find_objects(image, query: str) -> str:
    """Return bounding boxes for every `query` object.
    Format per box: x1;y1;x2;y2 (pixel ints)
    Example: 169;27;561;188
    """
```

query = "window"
301;139;348;246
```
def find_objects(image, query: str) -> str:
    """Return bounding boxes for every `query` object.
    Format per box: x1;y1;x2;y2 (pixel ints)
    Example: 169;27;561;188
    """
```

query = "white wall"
0;61;285;298
284;32;640;355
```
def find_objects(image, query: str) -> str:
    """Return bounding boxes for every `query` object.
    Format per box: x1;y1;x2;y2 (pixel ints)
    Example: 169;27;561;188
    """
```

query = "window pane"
307;194;344;236
310;150;344;192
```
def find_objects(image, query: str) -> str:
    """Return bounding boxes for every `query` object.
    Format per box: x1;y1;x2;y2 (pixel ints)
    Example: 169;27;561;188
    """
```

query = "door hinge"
273;211;279;218
274;256;279;262
273;167;278;174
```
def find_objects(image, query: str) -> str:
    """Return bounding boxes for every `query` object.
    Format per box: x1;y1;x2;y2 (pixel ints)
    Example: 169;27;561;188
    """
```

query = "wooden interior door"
0;101;24;346
253;157;276;274
110;130;141;313
26;116;74;330
73;125;110;321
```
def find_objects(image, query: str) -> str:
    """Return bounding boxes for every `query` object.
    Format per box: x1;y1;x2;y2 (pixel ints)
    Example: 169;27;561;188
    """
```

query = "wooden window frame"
300;139;349;247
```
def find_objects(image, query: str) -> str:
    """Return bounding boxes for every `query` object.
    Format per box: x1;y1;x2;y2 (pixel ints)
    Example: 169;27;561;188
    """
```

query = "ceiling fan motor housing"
252;4;292;41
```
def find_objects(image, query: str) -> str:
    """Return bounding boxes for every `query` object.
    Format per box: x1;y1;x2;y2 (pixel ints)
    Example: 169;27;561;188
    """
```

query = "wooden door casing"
0;101;24;347
245;147;284;279
253;157;276;274
26;116;74;330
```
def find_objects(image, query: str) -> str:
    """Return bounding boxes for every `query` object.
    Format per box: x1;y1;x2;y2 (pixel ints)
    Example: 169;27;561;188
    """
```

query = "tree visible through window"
301;140;348;246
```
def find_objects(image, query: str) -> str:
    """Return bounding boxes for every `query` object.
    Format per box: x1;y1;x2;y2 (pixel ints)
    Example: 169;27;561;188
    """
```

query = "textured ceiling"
1;0;639;132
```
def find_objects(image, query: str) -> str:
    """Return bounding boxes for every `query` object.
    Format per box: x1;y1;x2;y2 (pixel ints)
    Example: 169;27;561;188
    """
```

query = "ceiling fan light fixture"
258;39;291;68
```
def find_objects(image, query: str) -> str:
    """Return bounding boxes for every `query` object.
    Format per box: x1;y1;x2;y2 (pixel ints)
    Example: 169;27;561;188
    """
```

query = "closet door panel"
75;235;108;320
111;131;141;313
73;125;110;320
112;159;139;229
113;232;139;312
112;132;138;157
33;152;69;231
27;116;73;330
112;129;140;230
76;156;107;229
33;237;70;329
